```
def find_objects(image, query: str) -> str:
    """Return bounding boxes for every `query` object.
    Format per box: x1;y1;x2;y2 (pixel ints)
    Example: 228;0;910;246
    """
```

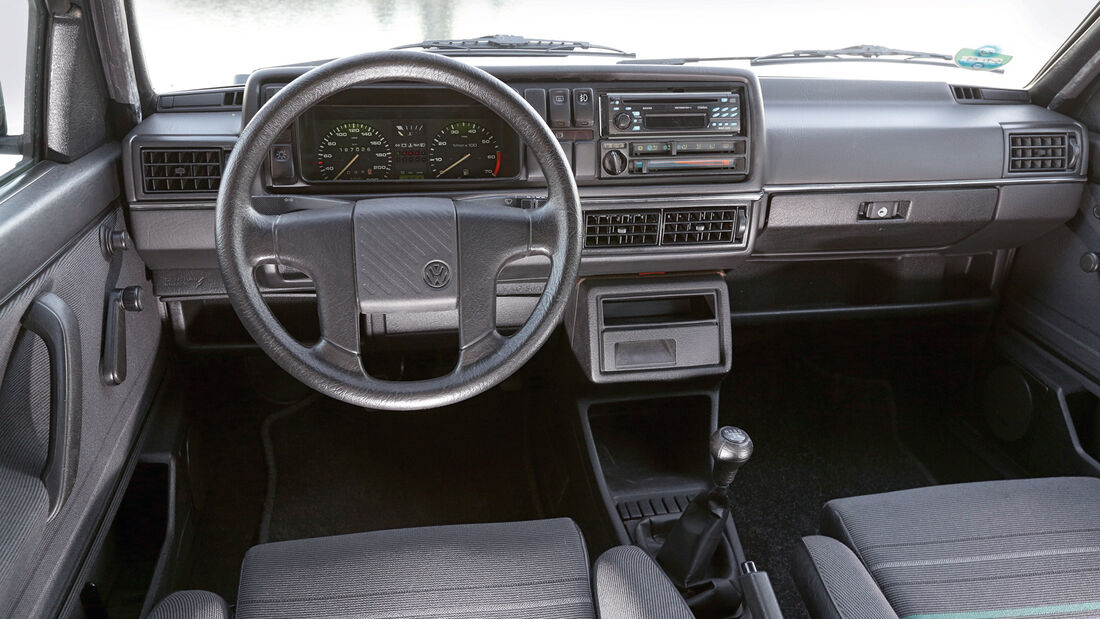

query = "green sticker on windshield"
954;45;1011;70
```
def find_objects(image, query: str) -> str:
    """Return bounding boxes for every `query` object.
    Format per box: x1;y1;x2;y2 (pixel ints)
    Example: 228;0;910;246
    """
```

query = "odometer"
429;122;502;179
315;122;392;180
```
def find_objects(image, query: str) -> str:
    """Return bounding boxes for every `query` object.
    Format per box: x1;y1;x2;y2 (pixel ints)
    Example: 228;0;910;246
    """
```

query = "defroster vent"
141;148;223;193
585;210;661;248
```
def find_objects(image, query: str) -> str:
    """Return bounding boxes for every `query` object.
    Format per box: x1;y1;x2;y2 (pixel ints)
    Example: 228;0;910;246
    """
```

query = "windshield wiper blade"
621;44;1000;72
394;34;634;58
753;44;952;64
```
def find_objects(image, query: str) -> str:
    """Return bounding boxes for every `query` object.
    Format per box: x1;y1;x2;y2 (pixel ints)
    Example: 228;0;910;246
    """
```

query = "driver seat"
147;518;693;619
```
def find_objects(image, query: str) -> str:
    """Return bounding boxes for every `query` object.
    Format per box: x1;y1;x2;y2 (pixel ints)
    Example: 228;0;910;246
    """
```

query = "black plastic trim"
21;292;82;521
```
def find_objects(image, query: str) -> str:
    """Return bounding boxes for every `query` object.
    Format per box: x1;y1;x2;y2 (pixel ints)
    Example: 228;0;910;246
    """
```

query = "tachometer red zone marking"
493;152;501;176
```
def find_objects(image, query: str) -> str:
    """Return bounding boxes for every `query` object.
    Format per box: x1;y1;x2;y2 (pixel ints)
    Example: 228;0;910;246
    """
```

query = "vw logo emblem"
423;260;451;288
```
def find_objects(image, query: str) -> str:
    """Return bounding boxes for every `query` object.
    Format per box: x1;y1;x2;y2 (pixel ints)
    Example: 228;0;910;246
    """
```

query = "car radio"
600;90;749;179
605;92;741;136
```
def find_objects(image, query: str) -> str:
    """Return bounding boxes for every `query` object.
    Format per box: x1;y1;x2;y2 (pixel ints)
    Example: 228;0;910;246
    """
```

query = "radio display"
644;114;708;131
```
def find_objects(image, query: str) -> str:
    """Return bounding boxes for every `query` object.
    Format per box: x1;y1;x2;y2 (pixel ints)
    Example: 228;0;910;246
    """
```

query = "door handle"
21;293;82;520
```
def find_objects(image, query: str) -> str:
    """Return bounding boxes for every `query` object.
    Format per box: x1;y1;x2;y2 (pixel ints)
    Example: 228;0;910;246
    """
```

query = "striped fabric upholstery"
815;477;1100;619
236;518;596;619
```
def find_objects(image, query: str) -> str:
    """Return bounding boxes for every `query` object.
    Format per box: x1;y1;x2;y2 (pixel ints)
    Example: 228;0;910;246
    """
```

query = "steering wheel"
216;51;582;411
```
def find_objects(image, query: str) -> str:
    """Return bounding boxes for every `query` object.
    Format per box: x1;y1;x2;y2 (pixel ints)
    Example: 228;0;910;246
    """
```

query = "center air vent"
662;208;744;245
141;148;223;193
585;211;661;248
1006;132;1075;173
584;206;749;249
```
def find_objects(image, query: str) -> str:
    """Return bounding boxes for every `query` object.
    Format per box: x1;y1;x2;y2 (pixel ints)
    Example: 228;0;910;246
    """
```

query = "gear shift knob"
710;426;753;489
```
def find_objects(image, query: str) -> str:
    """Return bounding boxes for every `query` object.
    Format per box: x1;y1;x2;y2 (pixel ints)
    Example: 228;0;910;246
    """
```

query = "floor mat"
259;389;544;543
722;358;934;619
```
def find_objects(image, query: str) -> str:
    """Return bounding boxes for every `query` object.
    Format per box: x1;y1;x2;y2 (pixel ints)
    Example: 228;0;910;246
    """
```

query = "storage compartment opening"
588;395;713;498
1067;390;1100;462
88;462;169;617
170;297;320;348
602;294;716;326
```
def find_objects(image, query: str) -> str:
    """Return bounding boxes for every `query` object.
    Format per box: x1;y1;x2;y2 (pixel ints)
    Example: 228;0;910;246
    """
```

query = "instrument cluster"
295;91;520;184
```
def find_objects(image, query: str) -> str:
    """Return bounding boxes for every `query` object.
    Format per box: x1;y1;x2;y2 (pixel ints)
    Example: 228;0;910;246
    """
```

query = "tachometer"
315;122;392;180
429;121;502;179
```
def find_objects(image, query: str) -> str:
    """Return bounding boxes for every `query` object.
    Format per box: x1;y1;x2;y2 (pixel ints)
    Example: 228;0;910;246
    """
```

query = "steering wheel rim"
216;51;582;411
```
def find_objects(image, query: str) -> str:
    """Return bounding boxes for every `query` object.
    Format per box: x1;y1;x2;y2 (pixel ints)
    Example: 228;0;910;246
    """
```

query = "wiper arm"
752;44;952;64
621;44;1001;73
394;34;635;58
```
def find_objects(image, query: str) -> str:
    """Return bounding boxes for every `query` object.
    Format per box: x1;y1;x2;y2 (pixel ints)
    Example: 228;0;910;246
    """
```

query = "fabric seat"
148;517;692;619
792;476;1100;619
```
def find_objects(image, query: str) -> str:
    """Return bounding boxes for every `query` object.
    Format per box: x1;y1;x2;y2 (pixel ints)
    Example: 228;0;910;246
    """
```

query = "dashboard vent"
1007;132;1073;172
952;85;1028;104
952;86;983;102
141;148;223;193
585;210;660;248
662;207;747;245
584;205;750;250
158;87;245;111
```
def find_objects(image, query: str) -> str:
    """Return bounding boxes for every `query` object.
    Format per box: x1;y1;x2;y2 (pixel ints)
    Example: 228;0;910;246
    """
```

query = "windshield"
133;0;1097;92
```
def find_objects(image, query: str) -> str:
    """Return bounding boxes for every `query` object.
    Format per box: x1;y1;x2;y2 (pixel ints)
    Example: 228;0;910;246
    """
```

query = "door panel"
999;185;1100;475
0;147;161;617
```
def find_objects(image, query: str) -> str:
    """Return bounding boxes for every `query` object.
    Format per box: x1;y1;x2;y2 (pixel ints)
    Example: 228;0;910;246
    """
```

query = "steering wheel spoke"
530;198;569;255
454;203;536;351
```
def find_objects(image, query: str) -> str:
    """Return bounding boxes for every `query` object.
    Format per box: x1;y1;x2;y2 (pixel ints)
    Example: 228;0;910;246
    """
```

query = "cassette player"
605;92;741;136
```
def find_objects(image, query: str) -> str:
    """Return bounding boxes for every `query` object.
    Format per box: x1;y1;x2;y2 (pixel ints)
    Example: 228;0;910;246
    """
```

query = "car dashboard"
121;63;1088;378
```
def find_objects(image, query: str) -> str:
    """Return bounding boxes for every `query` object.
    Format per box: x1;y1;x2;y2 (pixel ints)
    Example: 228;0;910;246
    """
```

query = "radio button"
613;112;634;130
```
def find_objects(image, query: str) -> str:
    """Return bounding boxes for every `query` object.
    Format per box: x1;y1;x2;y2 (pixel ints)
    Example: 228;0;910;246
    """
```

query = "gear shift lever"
711;426;754;490
656;426;753;593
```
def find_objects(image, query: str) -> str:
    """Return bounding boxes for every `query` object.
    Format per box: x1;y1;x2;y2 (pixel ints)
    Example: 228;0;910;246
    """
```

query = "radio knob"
613;112;634;130
602;150;628;175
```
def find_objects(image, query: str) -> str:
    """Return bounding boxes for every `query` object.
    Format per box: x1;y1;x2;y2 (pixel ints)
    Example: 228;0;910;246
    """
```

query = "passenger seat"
791;477;1100;619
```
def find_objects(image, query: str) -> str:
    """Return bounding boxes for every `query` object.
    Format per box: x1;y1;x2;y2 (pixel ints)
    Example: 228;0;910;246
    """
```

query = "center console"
600;90;749;180
565;274;733;383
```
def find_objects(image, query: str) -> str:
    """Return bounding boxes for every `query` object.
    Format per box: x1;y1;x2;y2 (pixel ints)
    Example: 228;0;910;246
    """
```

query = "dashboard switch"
549;88;571;128
270;144;295;184
524;88;548;120
573;88;595;127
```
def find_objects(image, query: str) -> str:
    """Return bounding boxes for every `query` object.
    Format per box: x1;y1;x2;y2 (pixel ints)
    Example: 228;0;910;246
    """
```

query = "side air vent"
585;210;661;248
662;207;747;245
1006;132;1074;173
584;205;750;250
140;148;223;193
952;85;1029;104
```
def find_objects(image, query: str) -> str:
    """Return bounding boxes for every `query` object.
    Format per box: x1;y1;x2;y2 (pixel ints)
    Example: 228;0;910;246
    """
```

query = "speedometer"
315;122;392;180
429;122;502;179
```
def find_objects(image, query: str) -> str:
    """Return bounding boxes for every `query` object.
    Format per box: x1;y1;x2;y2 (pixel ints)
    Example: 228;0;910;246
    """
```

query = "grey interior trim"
86;0;141;112
766;177;1085;193
0;145;121;304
